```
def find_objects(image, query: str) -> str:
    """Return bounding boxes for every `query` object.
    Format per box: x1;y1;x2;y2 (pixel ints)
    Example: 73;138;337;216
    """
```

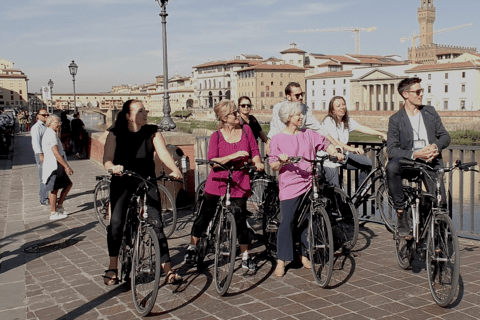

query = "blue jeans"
35;154;49;204
324;152;373;187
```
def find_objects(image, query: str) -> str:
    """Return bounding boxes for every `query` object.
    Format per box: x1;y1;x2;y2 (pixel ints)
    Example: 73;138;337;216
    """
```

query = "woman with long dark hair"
102;99;182;285
237;96;268;144
321;96;387;186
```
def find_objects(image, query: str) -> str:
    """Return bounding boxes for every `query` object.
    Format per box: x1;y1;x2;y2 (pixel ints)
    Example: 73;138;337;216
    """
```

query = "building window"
323;90;325;96
445;85;448;93
460;100;466;109
333;80;336;84
428;74;431;80
271;92;274;97
323;80;325;85
322;101;326;109
462;72;466;78
271;73;274;77
261;92;264;97
280;81;283;86
261;81;264;86
279;92;283;97
312;90;315;97
312;81;315;85
333;90;336;95
445;73;448;79
443;100;448;109
271;82;273;85
427;100;432;106
343;79;346;84
288;73;291;78
311;101;315;109
343;89;346;95
461;84;465;92
298;60;302;64
428;86;431;93
19;90;22;94
280;73;283;77
289;60;293;64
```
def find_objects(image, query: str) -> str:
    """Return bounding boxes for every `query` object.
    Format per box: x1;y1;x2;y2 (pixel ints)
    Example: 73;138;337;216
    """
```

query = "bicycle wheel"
193;181;206;217
131;226;161;316
395;238;413;270
118;239;131;283
261;190;280;259
309;206;334;288
214;211;237;296
329;187;359;251
426;213;460;307
157;184;177;238
376;182;396;233
247;178;270;219
93;178;110;229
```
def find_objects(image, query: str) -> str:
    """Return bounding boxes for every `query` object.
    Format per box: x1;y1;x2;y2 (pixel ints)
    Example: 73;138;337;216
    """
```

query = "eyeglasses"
293;92;304;99
39;113;49;117
405;89;424;96
228;110;239;117
239;104;252;108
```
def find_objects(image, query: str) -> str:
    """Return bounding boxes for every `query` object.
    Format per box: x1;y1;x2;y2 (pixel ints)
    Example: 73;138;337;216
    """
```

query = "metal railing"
195;137;480;240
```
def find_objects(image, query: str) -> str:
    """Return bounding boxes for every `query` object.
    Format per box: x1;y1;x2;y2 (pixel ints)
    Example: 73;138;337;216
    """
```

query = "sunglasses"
405;89;424;96
293;92;304;99
239;104;252;108
39;113;49;117
228;110;239;117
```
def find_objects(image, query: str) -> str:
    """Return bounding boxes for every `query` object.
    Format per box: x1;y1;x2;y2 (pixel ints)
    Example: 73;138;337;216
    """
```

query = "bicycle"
192;159;257;295
110;170;164;316
393;159;478;307
94;171;177;238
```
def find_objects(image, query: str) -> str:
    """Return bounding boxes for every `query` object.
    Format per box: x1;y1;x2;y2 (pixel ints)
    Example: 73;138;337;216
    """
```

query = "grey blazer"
387;105;451;160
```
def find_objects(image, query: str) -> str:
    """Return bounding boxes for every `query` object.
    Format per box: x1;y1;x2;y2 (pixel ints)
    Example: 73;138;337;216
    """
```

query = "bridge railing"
194;137;480;240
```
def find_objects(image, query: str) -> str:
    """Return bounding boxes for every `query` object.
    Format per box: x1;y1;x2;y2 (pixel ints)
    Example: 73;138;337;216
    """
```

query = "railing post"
459;150;464;232
470;150;475;234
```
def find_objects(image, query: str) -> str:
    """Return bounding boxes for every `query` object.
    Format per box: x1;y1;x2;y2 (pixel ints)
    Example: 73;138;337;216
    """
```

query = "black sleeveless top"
111;125;158;179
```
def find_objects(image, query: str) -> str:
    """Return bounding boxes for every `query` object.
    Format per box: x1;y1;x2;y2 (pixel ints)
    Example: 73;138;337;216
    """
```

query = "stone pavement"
0;133;480;320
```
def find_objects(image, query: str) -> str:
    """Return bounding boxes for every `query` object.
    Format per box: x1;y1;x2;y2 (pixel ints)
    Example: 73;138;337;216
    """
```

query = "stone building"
237;64;306;110
0;58;28;110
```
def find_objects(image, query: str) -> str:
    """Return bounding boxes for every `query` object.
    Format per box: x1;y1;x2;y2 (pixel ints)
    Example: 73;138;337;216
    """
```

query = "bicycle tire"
376;182;396;234
261;190;280;259
247;178;270;219
426;213;460;307
309;206;334;288
329;187;359;251
395;238;414;270
157;184;177;238
131;226;161;316
193;181;206;217
214;211;237;296
93;178;110;229
118;239;131;283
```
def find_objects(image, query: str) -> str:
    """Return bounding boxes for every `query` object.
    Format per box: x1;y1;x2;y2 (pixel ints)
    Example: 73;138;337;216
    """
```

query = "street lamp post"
155;0;176;131
48;79;54;114
68;60;78;114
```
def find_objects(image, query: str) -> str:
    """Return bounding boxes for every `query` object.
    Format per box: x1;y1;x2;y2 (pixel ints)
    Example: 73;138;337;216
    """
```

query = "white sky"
1;0;479;93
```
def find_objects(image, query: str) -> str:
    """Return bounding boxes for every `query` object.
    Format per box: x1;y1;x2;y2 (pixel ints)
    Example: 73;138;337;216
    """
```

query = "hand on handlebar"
254;162;265;172
109;165;124;176
169;169;183;180
352;147;364;155
335;152;345;162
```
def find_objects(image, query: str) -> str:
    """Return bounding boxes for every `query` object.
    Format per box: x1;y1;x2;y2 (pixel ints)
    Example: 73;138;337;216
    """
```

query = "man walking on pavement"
31;108;49;205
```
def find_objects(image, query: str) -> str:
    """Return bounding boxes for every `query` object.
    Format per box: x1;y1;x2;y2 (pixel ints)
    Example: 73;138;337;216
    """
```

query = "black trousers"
191;193;249;245
107;176;170;264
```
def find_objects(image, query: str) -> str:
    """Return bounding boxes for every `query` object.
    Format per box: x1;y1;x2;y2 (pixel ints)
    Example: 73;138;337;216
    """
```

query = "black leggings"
191;193;249;245
107;176;170;264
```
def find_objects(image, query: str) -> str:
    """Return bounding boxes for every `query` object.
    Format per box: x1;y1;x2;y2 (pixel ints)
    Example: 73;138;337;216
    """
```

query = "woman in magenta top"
185;100;264;273
269;101;343;277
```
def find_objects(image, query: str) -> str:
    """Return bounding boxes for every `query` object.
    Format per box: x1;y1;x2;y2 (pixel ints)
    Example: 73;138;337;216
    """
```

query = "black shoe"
242;257;256;273
184;247;197;264
397;213;410;237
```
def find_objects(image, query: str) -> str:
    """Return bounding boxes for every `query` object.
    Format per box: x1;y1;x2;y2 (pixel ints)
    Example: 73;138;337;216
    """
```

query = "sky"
1;0;479;94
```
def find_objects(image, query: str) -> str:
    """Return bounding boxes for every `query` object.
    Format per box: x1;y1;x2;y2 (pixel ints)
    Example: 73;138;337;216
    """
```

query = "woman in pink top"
269;101;343;277
185;100;264;273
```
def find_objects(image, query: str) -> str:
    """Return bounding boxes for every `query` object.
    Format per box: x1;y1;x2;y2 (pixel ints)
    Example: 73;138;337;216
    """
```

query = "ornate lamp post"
48;79;54;114
155;0;176;131
68;60;78;114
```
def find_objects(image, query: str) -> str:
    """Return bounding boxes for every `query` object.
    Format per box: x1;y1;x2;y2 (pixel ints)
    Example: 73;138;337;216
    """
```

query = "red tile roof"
406;61;479;72
240;64;306;71
310;54;359;63
193;59;262;68
280;48;307;54
306;70;353;79
317;60;341;67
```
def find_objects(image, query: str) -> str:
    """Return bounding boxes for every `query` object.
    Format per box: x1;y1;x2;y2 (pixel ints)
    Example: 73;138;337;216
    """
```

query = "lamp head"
69;60;78;76
155;0;169;8
48;79;54;88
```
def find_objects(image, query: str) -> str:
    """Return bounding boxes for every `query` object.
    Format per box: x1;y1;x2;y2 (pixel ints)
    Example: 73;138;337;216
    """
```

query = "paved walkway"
0;133;479;320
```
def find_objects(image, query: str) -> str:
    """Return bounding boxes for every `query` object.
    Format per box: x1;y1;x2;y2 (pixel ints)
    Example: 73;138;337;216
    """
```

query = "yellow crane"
400;23;472;64
286;26;377;54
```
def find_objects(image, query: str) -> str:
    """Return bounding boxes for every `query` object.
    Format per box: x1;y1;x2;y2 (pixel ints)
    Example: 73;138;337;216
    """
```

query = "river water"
83;114;480;236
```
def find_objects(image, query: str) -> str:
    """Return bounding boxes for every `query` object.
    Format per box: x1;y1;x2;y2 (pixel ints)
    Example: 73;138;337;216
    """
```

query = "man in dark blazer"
386;77;451;236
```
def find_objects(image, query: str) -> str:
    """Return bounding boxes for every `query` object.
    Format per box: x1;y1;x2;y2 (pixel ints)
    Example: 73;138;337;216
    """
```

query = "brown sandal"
164;271;182;285
103;269;119;286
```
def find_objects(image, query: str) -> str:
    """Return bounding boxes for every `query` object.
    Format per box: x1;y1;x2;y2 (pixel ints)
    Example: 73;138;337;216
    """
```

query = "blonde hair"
214;100;236;130
279;101;302;124
45;114;61;127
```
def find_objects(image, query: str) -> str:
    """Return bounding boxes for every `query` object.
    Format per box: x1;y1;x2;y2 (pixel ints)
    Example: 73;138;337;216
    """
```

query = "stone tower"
417;0;436;47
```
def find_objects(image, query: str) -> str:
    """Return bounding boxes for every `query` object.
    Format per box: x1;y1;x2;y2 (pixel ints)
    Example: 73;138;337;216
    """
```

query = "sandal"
103;269;119;286
274;260;285;278
164;271;182;285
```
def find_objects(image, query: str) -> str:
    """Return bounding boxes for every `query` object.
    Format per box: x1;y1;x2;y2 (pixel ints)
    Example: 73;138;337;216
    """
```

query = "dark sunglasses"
293;92;304;99
228;110;239;117
39;113;49;117
239;104;252;108
405;89;424;96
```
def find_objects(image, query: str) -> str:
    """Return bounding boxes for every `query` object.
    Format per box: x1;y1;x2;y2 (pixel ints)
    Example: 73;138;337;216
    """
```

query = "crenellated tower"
417;0;436;47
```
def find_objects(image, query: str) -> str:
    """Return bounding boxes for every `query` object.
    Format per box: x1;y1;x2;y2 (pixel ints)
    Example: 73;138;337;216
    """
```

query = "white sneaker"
50;212;68;221
57;205;69;215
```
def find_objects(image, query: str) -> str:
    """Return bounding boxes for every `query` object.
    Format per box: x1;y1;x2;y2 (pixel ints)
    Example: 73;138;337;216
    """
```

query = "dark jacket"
387;105;451;160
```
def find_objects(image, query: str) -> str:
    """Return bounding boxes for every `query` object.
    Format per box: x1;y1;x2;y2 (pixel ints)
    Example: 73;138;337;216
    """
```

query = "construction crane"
286;26;377;54
400;23;472;64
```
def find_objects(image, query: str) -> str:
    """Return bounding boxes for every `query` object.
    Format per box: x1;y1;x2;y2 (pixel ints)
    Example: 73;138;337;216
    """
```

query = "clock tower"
417;0;436;47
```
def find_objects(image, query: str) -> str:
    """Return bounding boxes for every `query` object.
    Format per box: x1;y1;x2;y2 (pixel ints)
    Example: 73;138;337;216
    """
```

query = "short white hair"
279;101;302;124
45;114;61;127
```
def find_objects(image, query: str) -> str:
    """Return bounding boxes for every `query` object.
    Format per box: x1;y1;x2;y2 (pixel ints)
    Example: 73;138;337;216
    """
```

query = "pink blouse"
204;125;260;198
269;129;330;201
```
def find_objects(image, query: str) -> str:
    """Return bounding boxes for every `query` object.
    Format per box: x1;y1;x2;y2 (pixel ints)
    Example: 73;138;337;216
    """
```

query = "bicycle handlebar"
363;140;387;153
399;159;478;173
288;154;338;164
195;159;258;173
107;169;180;182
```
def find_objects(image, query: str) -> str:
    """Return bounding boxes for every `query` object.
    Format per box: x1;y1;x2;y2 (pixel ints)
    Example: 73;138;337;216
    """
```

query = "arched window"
261;92;265;97
279;92;283;97
261;81;264;86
